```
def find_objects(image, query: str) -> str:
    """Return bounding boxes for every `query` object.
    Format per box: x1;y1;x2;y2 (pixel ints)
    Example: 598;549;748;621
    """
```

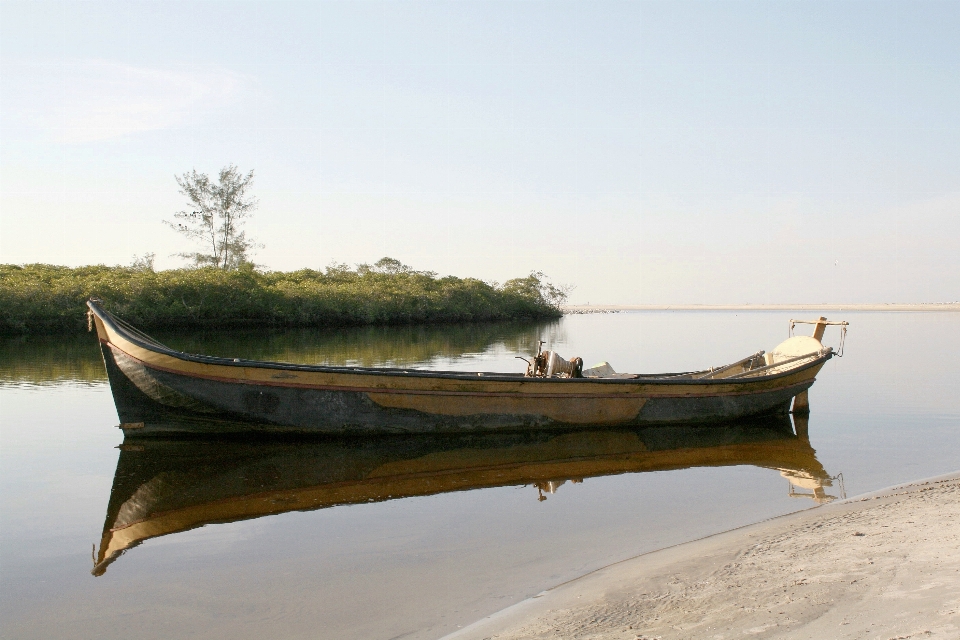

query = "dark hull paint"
104;343;810;435
90;300;829;436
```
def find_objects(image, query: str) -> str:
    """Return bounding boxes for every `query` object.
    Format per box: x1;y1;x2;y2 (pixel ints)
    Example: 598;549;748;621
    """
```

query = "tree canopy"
166;165;260;269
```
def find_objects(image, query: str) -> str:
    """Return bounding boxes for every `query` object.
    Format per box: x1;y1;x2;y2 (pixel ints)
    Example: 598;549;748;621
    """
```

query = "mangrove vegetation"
0;259;566;335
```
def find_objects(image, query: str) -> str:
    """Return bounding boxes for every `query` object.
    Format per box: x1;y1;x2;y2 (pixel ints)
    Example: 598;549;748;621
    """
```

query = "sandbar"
446;473;960;639
564;303;960;312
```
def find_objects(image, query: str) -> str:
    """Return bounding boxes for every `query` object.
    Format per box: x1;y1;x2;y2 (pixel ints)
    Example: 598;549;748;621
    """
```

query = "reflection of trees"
0;320;560;386
163;320;560;367
536;322;569;354
0;334;107;386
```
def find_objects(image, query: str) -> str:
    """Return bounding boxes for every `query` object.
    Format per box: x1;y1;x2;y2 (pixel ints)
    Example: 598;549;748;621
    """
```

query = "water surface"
1;311;958;639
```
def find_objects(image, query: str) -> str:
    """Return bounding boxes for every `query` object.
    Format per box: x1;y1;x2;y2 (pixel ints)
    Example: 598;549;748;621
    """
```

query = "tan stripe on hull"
367;391;647;423
96;316;821;404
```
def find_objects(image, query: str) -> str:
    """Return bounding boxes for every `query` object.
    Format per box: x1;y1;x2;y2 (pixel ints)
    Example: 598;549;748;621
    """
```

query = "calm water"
1;311;958;639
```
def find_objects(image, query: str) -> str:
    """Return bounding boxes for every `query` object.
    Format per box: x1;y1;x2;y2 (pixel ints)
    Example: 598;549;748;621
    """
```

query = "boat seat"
582;362;637;378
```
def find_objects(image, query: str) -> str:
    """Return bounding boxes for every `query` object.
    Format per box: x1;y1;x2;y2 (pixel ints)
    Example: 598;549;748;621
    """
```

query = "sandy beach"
446;473;960;640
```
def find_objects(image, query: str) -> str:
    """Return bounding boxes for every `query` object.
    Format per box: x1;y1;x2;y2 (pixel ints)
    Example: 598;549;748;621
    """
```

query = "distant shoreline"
565;303;960;313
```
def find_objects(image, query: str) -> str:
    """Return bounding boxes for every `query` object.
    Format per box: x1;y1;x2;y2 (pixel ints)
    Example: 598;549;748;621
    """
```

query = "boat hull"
90;301;828;436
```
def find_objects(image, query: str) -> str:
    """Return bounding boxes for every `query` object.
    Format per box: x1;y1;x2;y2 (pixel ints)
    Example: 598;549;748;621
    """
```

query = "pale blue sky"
1;1;957;303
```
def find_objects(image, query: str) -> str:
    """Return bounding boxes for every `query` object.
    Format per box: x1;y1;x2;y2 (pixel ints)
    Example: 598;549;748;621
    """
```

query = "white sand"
446;474;960;640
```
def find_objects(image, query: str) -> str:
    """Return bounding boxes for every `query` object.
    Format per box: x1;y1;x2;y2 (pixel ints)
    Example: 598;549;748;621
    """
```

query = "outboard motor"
520;341;583;378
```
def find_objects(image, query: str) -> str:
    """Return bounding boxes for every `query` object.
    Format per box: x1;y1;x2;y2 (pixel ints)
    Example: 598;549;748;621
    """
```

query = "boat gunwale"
89;300;832;387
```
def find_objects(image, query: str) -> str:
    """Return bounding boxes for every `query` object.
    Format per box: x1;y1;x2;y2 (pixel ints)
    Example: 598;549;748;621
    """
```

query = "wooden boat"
87;300;847;436
92;414;840;575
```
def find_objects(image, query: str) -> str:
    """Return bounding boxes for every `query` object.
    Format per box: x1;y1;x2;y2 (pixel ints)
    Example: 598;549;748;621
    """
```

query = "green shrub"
0;261;564;335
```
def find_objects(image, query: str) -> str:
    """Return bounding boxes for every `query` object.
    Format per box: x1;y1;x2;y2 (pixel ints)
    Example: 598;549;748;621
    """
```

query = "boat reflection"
93;413;840;576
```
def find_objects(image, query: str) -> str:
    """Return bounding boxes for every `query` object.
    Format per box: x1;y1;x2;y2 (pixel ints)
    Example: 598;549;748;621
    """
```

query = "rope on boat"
725;351;824;379
835;323;847;357
87;296;102;332
88;300;174;351
110;314;172;350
